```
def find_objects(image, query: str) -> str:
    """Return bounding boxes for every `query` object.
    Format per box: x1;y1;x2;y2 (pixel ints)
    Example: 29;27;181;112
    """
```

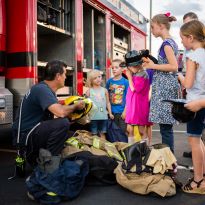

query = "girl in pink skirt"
125;50;153;144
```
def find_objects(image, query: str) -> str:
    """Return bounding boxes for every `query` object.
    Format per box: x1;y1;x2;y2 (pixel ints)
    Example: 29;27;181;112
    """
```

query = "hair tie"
164;12;171;17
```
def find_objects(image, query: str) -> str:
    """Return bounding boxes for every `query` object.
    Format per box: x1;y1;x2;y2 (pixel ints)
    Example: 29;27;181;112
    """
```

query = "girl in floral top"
142;13;179;152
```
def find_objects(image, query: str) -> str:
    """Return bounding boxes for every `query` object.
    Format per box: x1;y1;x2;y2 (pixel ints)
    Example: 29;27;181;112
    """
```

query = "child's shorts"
90;120;108;135
187;108;205;137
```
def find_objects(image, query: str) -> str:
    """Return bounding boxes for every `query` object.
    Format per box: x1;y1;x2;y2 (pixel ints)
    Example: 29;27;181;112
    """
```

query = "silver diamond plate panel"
0;88;13;125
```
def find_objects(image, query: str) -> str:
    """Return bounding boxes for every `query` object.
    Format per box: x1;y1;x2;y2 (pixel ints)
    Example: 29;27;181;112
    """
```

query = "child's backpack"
106;119;128;143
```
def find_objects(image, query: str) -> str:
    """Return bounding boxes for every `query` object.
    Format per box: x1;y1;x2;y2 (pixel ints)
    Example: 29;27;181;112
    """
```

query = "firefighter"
12;60;85;168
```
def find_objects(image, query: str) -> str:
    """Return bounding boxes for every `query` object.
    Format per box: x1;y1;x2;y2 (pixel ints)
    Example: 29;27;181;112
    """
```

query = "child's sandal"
183;178;205;194
187;174;205;184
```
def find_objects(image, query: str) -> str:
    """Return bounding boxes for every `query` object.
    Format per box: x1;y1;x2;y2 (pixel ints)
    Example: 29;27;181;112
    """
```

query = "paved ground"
0;124;205;205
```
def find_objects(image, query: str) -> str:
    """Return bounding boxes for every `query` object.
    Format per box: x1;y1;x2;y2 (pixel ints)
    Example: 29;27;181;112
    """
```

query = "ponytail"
168;16;177;22
152;13;177;30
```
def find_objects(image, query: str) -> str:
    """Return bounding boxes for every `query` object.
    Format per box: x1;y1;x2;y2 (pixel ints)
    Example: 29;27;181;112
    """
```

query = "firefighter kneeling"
11;60;87;178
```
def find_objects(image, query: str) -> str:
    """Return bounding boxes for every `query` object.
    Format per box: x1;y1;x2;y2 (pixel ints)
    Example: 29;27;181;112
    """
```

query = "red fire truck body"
0;0;147;127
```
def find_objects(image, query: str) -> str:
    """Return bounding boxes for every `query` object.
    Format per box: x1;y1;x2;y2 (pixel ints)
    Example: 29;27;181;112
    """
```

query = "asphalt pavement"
0;124;205;205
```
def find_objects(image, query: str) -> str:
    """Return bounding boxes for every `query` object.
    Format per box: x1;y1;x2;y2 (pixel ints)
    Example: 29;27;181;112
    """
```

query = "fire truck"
0;0;148;128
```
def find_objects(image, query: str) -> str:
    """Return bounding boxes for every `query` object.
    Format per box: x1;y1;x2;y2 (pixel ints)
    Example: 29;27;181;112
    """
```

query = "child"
178;20;205;194
142;13;179;152
183;12;198;23
185;99;205;112
182;12;198;72
106;59;129;134
86;69;114;139
182;12;198;158
125;50;153;144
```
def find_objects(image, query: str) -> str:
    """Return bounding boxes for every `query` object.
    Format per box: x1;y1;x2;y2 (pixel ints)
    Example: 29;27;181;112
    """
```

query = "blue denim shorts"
90;120;108;135
187;108;205;137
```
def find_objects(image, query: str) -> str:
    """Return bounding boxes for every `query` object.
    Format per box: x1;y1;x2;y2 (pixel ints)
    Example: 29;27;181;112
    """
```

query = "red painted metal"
0;0;6;73
88;0;146;36
5;0;37;79
2;0;146;94
5;67;36;79
85;0;147;82
75;0;83;95
77;72;83;95
105;11;112;79
131;28;146;50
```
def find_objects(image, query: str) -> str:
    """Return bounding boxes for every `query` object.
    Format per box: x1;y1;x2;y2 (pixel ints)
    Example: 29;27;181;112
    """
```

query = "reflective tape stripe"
93;138;100;149
66;137;80;148
46;192;57;196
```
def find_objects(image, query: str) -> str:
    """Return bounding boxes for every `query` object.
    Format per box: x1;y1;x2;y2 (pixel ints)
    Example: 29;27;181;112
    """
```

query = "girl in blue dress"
142;13;179;152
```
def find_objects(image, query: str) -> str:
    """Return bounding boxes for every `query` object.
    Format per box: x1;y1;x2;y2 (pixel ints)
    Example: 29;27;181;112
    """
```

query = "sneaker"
40;192;61;204
27;191;61;204
183;151;192;158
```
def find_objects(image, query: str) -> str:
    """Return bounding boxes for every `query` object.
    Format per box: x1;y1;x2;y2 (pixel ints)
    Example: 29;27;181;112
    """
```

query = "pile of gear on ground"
26;130;181;204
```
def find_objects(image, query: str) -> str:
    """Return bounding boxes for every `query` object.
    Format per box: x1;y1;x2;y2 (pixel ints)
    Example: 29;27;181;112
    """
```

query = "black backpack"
65;151;118;185
106;119;128;143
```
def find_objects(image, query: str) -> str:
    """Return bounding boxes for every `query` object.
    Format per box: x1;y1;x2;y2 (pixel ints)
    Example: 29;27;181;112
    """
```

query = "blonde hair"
112;59;123;64
180;20;205;48
86;69;101;87
151;14;177;30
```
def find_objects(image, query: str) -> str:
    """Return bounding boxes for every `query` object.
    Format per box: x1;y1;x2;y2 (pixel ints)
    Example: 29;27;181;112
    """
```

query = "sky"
127;0;205;57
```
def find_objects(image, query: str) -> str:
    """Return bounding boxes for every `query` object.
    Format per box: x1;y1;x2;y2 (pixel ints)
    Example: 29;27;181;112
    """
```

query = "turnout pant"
26;118;70;166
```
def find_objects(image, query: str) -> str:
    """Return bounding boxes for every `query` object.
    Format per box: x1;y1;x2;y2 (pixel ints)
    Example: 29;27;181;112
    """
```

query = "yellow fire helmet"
64;96;93;121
